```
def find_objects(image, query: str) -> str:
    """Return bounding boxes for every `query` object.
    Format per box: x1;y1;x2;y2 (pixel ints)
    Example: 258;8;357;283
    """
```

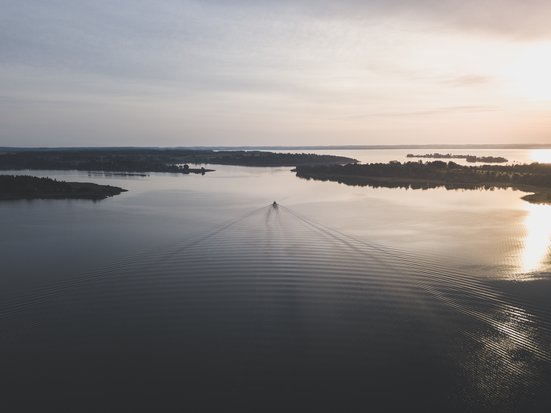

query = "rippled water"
1;149;551;411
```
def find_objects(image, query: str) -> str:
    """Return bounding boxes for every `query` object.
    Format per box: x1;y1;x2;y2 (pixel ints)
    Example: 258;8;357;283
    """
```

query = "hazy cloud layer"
199;0;551;38
1;0;550;146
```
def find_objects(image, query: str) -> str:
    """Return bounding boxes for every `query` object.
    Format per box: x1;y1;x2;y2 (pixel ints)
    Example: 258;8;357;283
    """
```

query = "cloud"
1;1;549;146
202;0;551;39
2;1;546;84
443;75;493;87
342;105;499;119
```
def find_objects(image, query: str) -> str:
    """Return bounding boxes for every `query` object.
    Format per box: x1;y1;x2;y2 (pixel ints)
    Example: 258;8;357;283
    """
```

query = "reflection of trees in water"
302;175;507;192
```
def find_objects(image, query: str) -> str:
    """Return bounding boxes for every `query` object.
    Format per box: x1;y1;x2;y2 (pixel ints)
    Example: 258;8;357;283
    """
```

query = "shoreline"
294;162;551;204
0;175;127;201
0;149;357;172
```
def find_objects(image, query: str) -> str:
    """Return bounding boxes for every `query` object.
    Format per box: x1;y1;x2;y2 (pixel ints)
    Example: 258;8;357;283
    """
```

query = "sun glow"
502;43;551;100
504;43;551;100
530;149;551;164
519;203;551;274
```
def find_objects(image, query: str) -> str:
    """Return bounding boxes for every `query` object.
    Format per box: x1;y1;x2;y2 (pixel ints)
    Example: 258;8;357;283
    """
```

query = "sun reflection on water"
530;149;551;164
519;202;551;274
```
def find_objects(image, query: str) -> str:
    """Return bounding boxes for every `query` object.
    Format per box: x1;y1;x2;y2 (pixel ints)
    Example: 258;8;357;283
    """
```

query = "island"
0;175;127;200
406;153;508;163
0;148;357;173
294;161;551;204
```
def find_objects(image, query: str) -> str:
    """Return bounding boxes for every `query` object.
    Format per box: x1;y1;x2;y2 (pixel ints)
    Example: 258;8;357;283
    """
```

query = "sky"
1;0;551;147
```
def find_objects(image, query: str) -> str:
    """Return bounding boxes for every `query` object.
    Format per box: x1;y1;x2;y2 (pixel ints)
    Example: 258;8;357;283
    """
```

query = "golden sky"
1;0;551;146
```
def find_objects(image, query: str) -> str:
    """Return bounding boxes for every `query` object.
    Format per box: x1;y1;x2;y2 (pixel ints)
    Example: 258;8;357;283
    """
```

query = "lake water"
1;149;551;411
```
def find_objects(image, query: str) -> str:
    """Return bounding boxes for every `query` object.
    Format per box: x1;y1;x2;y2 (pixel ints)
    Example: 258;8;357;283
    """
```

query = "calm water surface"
1;149;551;411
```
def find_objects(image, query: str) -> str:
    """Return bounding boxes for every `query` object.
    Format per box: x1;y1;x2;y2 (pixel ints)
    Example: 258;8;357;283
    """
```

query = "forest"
0;175;126;200
406;153;508;163
294;161;551;203
0;148;356;172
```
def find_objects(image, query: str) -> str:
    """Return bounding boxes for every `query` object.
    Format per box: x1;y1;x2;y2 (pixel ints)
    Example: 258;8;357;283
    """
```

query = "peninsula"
0;148;357;173
0;175;126;200
294;161;551;204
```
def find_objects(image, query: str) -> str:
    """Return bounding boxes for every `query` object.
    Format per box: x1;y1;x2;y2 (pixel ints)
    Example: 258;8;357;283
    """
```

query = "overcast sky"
1;0;551;147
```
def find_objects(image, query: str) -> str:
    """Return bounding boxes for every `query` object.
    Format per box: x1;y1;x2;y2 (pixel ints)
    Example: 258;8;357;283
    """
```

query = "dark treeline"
0;149;356;172
406;153;508;163
0;175;126;200
190;151;357;166
294;161;551;203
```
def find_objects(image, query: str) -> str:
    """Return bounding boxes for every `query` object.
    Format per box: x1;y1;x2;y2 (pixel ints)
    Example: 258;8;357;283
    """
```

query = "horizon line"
2;143;551;151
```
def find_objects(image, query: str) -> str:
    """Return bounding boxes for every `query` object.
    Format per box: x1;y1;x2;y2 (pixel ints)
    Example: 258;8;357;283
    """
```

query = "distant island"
294;161;551;204
0;148;357;173
406;153;508;163
0;175;126;200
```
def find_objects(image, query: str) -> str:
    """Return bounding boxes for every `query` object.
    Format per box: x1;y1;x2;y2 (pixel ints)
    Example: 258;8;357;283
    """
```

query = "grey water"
2;149;551;412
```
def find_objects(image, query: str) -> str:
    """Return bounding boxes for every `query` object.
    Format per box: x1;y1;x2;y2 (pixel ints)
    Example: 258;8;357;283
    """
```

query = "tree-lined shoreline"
406;153;508;163
0;175;126;200
0;148;356;172
294;161;551;204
